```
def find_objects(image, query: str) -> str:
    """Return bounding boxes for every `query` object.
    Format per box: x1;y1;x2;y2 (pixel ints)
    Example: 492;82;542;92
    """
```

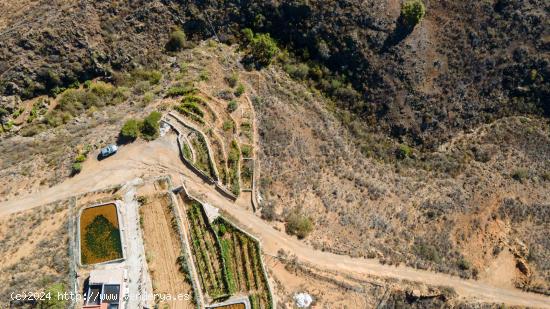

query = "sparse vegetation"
512;168;529;182
228;140;241;195
285;211;314;239
225;73;238;87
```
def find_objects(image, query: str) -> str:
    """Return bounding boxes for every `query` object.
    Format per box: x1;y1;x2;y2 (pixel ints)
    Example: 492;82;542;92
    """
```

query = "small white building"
83;269;126;309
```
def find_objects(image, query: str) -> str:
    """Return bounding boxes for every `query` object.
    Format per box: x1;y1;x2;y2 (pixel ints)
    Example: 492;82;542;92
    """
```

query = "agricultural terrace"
168;82;255;197
180;193;272;308
138;183;195;309
212;218;271;309
80;203;123;265
185;198;228;301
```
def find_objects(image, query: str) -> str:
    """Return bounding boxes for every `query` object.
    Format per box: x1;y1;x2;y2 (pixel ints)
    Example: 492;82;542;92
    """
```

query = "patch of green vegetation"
182;142;192;161
243;29;279;66
285;211;313;239
512;168;529;182
241;144;252;157
401;0;426;27
175;95;208;124
166;28;186;52
71;162;82;175
396;144;413;159
227;100;238;113
234;83;245;97
119;119;140;143
44;81;128;128
225;73;238;87
228;139;241;195
165;84;196;97
71;145;91;175
38;283;67;309
223;120;235;132
191;134;216;179
83;215;122;264
141;111;162;141
414;242;441;263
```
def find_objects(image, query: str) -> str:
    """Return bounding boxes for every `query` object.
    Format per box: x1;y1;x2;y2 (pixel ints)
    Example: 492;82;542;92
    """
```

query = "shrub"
131;69;162;85
234;83;245;97
242;28;254;44
285;212;314;239
249;33;279;66
414;242;441;263
142;92;154;105
227;100;238;113
120;119;140;143
74;154;86;163
39;283;67;309
512;168;529;182
223;120;234;131
166;28;186;52
140;111;162;140
225;73;238;87
71;163;82;175
396;144;413;159
401;0;426;27
241;144;252;157
285;63;309;80
166;84;195;97
457;258;471;270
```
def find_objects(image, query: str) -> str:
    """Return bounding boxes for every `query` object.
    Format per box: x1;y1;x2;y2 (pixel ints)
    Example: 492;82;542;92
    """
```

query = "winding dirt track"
1;134;549;308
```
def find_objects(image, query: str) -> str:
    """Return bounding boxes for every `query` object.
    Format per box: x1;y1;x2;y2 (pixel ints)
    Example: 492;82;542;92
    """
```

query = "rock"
4;82;20;95
516;259;531;276
0;95;22;113
294;292;313;308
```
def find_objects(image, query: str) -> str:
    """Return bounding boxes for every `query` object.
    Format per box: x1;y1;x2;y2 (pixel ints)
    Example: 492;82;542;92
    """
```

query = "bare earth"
0;133;549;308
138;183;194;309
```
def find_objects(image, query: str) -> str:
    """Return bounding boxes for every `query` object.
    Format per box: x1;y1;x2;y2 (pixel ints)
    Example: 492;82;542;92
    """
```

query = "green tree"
140;111;161;140
249;33;279;66
166;28;186;52
120;118;140;143
401;0;426;27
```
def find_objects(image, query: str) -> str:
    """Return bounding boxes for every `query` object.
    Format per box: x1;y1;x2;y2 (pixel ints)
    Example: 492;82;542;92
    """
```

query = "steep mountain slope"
2;0;548;147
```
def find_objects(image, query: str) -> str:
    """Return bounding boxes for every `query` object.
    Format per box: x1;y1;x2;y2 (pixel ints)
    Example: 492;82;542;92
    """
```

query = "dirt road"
1;134;549;308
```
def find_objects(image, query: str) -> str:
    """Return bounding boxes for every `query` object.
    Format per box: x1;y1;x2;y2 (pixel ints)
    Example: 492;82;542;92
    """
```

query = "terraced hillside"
178;190;272;308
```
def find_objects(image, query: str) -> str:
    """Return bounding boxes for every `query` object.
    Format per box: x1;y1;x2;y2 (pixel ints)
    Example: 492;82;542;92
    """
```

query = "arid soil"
1;134;549;307
0;200;70;307
138;183;194;309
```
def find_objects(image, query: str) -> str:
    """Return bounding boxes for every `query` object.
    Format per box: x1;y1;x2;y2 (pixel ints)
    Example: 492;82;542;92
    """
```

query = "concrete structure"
83;269;126;309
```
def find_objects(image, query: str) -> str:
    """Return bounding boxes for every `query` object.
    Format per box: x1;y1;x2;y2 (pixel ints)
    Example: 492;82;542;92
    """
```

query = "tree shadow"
381;17;415;53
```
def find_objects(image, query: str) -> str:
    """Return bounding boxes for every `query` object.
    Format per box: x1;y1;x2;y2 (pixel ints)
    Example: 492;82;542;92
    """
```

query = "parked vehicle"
100;144;118;158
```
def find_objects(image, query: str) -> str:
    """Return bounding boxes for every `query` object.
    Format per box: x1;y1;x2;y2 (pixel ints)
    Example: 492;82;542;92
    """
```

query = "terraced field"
180;192;272;308
212;218;272;309
185;198;229;300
